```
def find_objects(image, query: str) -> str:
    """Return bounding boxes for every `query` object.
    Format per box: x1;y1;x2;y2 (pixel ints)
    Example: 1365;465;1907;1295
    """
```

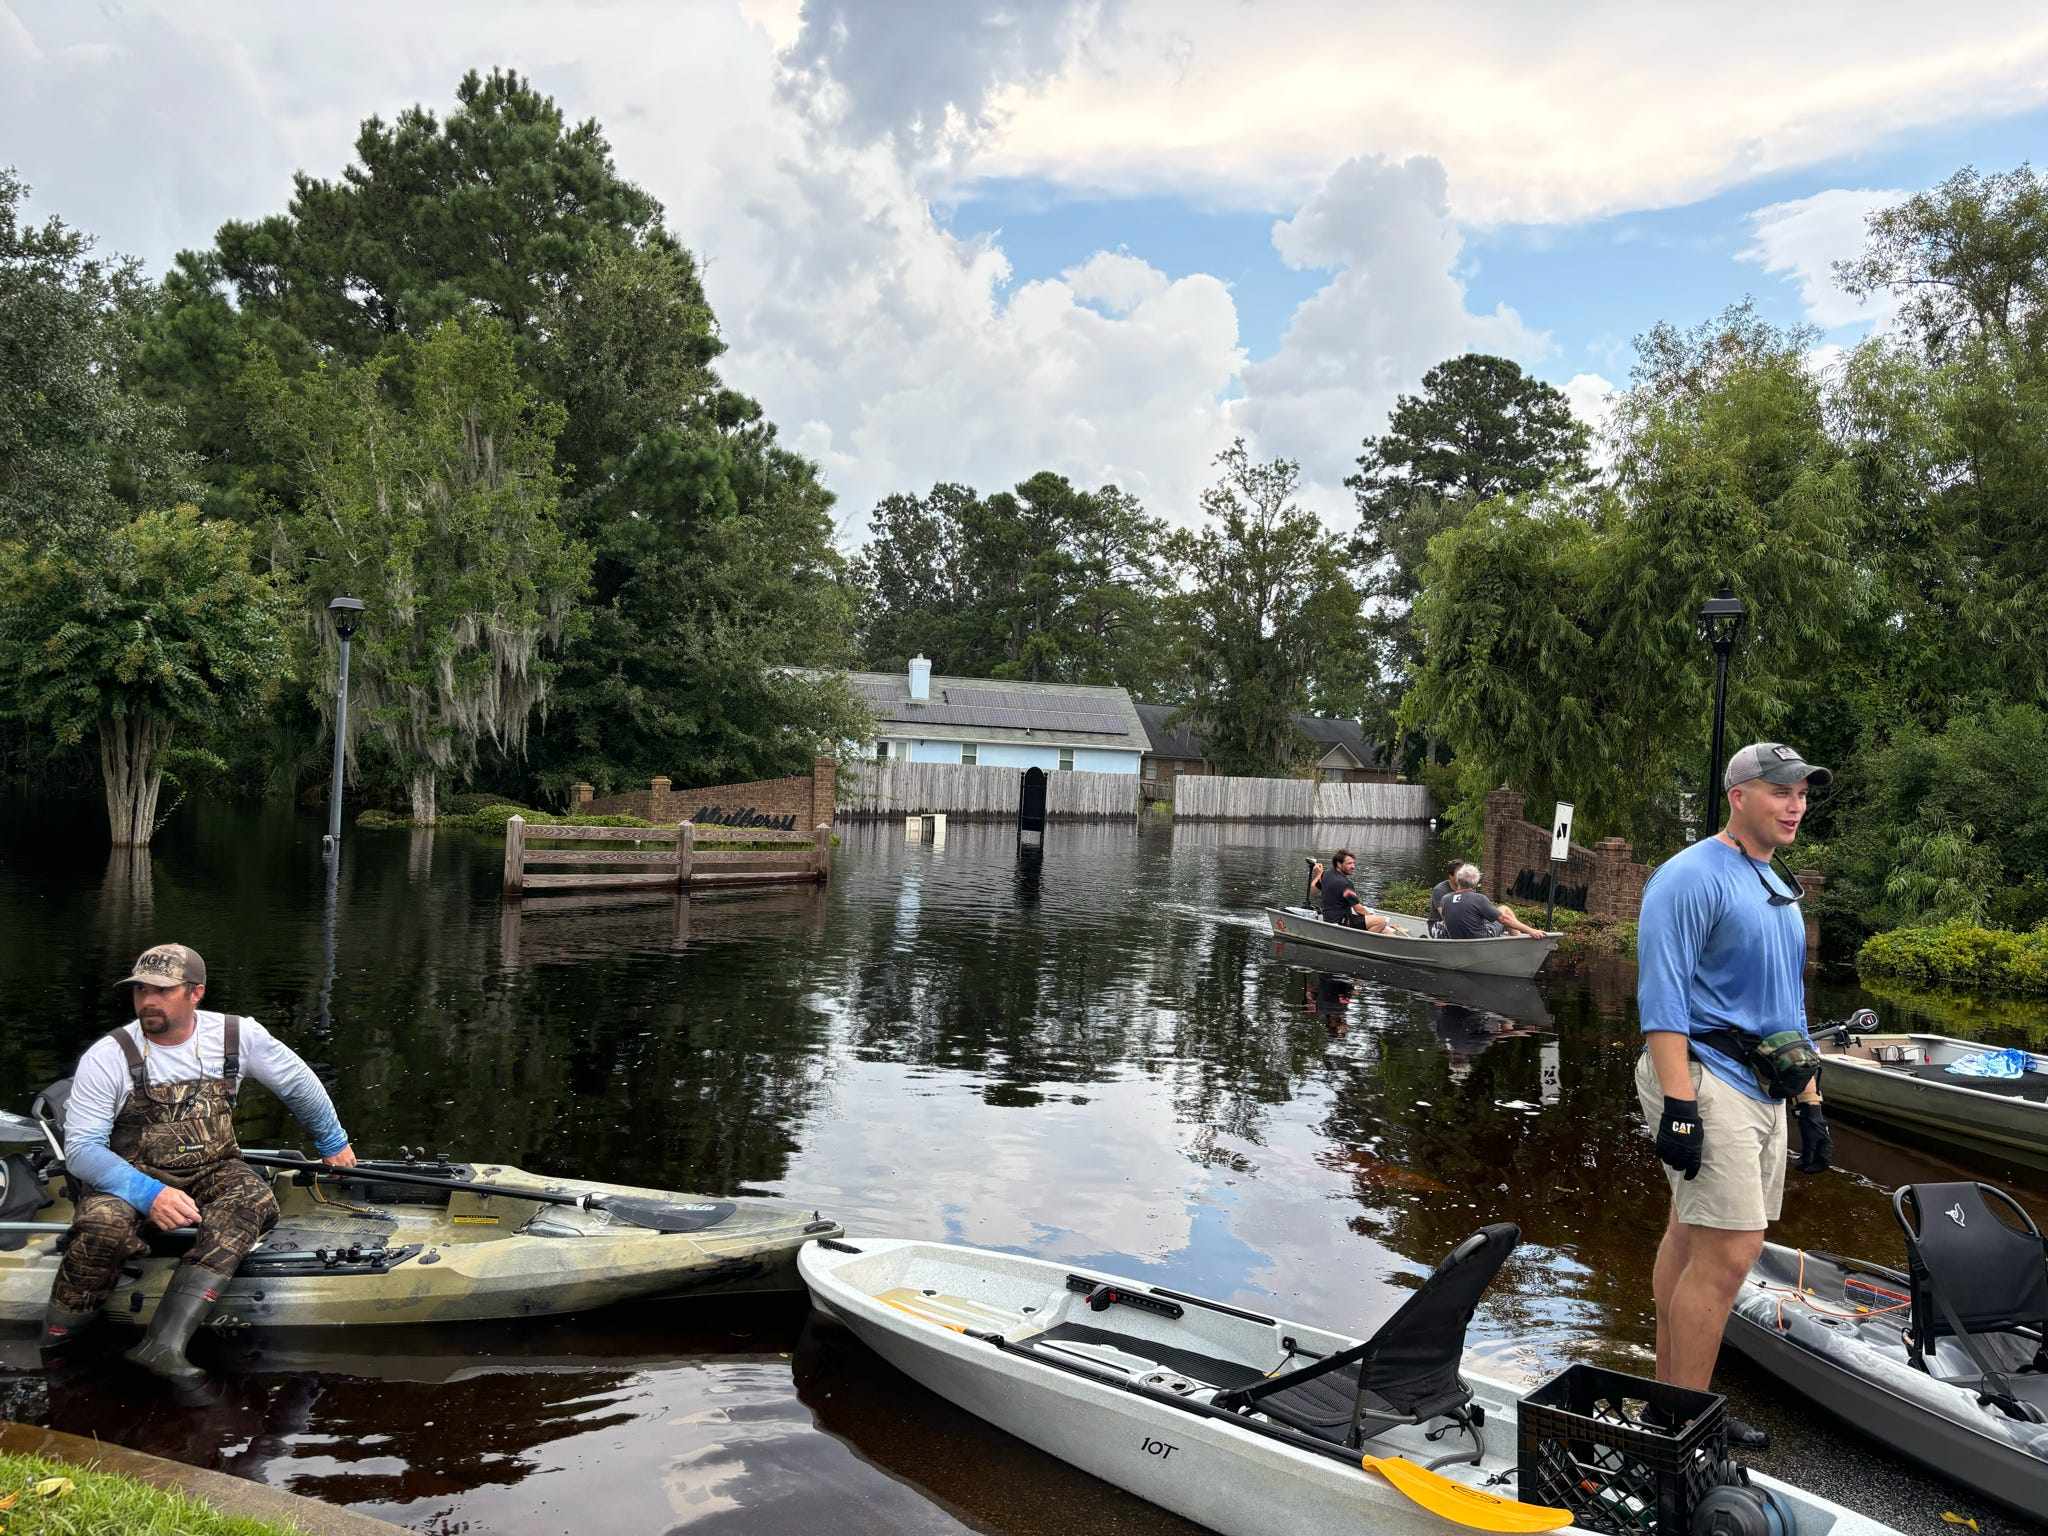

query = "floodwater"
1;801;2043;1535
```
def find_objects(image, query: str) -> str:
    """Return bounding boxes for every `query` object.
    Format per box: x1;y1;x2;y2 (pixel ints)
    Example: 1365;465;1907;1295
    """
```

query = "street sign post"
1545;802;1574;928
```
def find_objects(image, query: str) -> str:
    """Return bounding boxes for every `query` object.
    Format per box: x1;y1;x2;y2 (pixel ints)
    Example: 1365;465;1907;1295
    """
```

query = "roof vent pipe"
908;655;932;703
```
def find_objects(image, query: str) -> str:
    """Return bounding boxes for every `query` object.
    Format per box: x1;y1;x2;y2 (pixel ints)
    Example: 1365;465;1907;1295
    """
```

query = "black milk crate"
1516;1364;1727;1534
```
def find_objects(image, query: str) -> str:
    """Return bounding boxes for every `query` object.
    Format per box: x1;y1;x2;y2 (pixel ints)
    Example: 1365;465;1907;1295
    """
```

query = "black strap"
107;1029;147;1094
221;1015;241;1099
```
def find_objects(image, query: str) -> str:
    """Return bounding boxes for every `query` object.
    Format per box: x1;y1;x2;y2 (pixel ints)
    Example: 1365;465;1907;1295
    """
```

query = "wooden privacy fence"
501;818;831;895
839;760;1140;821
1173;774;1432;822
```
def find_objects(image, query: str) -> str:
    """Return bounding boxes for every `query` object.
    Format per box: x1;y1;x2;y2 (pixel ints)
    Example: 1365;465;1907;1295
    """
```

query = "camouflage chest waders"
50;1016;279;1313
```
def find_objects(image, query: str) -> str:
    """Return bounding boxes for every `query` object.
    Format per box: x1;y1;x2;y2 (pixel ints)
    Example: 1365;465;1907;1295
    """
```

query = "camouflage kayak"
1;1148;841;1330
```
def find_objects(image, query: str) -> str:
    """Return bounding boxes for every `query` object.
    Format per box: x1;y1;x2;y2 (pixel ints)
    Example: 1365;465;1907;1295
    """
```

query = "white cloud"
1560;373;1619;465
1741;187;1907;331
970;1;2048;223
1234;155;1548;506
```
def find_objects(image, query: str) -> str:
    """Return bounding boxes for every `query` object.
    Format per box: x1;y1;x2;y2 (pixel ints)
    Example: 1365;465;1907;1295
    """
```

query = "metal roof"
842;671;1150;751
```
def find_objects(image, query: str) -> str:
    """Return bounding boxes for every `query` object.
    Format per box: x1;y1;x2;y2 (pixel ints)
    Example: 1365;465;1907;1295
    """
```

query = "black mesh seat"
1893;1182;2048;1423
1213;1223;1519;1451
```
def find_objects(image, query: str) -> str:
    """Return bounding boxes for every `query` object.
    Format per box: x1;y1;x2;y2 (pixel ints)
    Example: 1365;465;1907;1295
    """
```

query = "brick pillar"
812;756;837;825
572;783;593;810
1483;786;1523;902
1589;837;1636;921
1796;870;1825;972
649;776;671;819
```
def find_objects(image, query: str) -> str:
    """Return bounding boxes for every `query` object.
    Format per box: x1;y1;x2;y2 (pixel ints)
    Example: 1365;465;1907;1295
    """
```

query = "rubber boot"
39;1298;99;1353
124;1264;225;1382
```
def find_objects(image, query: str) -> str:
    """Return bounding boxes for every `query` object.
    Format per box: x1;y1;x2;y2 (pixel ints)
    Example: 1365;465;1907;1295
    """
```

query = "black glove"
1795;1101;1832;1173
1656;1096;1703;1181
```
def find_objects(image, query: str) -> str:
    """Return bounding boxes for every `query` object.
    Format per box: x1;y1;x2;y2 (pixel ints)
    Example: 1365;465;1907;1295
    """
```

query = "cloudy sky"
5;1;2046;535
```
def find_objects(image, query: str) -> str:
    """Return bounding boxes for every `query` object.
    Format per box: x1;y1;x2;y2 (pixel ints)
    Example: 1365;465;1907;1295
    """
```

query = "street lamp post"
1697;583;1747;835
325;597;365;851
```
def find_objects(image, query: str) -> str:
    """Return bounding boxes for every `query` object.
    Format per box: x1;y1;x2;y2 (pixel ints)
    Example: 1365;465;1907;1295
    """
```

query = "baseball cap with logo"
1725;742;1833;792
114;943;207;990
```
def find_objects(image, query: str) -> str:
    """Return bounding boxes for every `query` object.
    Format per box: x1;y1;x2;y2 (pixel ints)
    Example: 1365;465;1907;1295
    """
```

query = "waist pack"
1695;1027;1823;1101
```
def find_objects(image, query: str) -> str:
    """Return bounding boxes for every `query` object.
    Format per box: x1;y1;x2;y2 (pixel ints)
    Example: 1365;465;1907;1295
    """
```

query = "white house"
843;658;1147;775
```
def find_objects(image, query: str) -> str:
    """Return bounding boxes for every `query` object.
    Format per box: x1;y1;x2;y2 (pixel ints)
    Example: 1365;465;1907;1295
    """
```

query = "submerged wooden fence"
1173;775;1432;822
501;818;831;895
838;760;1140;821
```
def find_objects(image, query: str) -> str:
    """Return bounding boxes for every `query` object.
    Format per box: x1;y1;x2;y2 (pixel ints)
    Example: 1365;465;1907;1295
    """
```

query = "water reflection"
2;801;2046;1534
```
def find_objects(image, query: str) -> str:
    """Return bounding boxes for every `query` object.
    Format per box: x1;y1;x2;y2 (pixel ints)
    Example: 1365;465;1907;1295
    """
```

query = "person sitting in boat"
42;943;357;1381
1318;850;1391;932
1428;859;1462;936
1439;864;1546;939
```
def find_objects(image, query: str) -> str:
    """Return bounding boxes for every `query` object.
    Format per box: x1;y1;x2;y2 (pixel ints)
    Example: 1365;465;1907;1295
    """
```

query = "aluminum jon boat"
801;1233;1906;1536
1265;905;1560;979
1723;1182;2048;1523
0;1106;839;1331
1816;1016;2048;1174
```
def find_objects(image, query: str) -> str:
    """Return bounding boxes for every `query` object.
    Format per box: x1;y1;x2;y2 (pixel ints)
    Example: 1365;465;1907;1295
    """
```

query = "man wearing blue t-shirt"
1634;742;1834;1451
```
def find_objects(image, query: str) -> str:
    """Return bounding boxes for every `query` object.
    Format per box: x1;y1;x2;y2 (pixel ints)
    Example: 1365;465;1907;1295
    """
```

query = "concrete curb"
0;1421;410;1534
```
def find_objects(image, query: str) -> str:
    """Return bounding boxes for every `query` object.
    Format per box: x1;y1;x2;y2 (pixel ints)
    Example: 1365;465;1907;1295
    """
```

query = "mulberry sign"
695;805;798;832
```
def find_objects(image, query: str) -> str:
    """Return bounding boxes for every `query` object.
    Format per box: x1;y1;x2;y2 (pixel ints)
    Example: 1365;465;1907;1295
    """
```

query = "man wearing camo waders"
1635;744;1834;1451
42;944;357;1380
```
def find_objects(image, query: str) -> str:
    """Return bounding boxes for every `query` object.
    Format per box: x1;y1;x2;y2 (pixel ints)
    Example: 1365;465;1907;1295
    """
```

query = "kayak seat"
1212;1223;1519;1451
1034;1322;1268;1389
1893;1183;2048;1422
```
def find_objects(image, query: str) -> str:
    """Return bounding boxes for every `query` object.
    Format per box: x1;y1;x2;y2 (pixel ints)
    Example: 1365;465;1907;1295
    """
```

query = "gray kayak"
1724;1243;2048;1521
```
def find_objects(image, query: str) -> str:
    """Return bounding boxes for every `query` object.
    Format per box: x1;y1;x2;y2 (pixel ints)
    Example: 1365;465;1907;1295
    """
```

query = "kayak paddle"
1360;1455;1572;1533
242;1153;741;1234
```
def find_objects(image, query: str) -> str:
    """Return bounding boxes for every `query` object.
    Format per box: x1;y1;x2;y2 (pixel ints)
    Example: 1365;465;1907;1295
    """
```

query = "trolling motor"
1828;1008;1886;1054
1691;1464;1796;1536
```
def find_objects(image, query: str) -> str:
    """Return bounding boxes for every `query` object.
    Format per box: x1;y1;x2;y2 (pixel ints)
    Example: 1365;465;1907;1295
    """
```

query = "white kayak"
800;1234;1908;1536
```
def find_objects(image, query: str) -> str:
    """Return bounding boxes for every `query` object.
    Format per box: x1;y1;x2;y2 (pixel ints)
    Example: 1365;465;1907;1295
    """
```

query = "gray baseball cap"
1725;742;1832;792
114;942;207;990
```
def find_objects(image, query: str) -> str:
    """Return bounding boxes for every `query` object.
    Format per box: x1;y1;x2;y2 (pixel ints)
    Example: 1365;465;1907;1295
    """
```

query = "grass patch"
1550;912;1638;963
1373;878;1434;917
0;1452;305;1535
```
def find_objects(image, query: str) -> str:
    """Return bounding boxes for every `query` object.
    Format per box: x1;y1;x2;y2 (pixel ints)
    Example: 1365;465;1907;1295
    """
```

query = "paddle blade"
1362;1456;1572;1534
598;1197;737;1233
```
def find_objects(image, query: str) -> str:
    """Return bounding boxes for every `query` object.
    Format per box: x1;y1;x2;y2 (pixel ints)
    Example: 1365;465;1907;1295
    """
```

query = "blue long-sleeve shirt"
65;1012;349;1213
1636;836;1811;1104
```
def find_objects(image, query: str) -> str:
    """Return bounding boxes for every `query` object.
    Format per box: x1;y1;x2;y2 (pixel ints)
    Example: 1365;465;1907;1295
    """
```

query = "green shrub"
449;806;655;833
354;808;411;829
1856;920;2048;994
1374;878;1434;917
443;790;533;817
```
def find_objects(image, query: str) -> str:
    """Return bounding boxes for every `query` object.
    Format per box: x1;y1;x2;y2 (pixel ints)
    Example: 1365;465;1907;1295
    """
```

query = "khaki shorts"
1635;1049;1786;1231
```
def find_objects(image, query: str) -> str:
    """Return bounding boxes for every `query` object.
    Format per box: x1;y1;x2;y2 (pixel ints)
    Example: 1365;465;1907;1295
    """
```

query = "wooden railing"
502;818;831;895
